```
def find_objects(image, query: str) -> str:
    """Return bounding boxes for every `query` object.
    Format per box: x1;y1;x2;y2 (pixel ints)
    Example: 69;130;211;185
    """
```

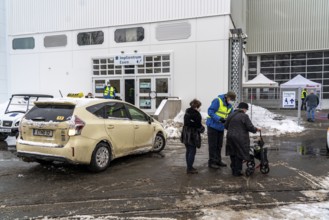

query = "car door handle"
134;125;139;129
107;125;114;129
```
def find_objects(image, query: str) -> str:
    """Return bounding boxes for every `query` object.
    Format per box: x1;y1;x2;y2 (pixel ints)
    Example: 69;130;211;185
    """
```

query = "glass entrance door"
137;77;170;112
125;79;135;105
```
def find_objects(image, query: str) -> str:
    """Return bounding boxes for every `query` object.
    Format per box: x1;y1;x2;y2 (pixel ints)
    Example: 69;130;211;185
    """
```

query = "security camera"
241;33;248;39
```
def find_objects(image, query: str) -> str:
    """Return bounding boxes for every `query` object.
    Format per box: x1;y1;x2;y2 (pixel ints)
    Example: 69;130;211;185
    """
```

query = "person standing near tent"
206;91;236;169
305;90;319;122
301;88;308;110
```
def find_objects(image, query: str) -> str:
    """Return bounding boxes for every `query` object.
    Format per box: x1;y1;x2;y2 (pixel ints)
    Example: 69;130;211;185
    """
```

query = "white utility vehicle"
0;94;53;141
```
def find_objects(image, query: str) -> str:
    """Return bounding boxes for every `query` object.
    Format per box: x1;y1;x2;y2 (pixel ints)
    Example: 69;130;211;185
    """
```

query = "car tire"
153;133;166;153
0;133;8;141
89;142;111;172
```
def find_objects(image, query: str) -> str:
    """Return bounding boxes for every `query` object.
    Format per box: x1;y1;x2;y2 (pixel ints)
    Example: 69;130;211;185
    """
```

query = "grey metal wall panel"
9;0;231;35
230;0;247;32
247;0;329;54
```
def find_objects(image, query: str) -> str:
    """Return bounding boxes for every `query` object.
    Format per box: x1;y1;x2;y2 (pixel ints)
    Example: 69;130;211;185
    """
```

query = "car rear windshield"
24;104;75;122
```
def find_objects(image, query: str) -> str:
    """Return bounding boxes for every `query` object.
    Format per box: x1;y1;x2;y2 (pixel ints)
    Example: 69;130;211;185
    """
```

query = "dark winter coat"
180;107;205;148
224;110;257;160
305;93;319;108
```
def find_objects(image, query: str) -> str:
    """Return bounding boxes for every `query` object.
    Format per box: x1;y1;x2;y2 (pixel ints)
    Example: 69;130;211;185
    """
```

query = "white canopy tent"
243;73;279;88
243;73;279;119
280;74;321;90
280;74;322;124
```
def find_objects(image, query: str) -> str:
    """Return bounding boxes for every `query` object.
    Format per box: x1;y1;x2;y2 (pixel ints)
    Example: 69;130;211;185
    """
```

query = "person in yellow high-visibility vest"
103;81;116;99
206;91;236;169
301;88;308;110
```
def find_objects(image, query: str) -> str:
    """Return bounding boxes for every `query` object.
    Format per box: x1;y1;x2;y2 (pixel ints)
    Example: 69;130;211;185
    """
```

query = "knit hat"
237;102;249;110
226;91;236;101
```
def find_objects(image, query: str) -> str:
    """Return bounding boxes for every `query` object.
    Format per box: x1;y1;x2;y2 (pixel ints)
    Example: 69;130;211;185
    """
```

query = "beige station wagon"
16;98;167;172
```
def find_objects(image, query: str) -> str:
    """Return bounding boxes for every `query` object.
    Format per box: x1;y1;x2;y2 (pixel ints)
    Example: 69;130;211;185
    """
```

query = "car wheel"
0;133;8;141
89;142;111;172
153;133;166;153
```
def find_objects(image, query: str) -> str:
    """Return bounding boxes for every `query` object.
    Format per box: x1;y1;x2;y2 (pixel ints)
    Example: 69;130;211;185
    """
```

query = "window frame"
114;27;145;43
77;31;104;46
12;37;35;50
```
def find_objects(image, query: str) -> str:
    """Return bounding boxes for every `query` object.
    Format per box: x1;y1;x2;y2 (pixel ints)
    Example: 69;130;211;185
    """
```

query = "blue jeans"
185;144;196;170
307;106;316;121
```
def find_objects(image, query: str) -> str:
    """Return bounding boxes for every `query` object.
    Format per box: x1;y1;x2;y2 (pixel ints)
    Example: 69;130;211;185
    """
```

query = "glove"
219;118;226;123
198;126;205;134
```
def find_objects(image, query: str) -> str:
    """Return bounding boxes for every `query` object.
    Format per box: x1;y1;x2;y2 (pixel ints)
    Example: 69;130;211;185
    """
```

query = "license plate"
33;129;53;137
0;128;11;133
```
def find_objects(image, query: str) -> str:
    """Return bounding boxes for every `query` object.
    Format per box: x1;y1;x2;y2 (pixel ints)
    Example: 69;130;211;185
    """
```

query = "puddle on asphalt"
297;145;329;156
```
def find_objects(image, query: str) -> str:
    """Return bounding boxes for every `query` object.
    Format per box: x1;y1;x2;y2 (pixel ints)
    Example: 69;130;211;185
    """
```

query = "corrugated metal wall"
247;0;329;54
9;0;230;35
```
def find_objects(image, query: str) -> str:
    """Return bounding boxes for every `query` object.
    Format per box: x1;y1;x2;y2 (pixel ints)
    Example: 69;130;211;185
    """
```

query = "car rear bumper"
17;151;75;164
16;137;96;164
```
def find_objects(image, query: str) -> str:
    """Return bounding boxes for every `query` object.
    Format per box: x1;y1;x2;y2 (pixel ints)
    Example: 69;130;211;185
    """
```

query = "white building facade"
0;0;7;102
6;0;247;112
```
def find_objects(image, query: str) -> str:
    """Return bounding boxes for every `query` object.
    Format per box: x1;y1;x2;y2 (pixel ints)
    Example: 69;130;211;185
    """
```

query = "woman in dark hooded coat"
224;102;261;176
181;99;205;174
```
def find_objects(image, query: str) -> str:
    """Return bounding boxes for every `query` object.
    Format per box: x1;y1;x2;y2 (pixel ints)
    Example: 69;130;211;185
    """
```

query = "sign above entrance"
114;54;144;65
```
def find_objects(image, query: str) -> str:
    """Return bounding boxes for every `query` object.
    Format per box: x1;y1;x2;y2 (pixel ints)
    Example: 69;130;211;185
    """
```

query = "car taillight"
68;115;85;136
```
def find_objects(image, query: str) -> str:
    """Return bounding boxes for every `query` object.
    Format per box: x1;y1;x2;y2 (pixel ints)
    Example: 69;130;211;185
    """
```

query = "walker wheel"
260;165;270;174
247;161;255;169
245;168;254;177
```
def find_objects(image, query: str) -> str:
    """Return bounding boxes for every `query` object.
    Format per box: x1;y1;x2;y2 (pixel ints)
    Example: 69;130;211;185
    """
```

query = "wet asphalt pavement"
0;110;329;219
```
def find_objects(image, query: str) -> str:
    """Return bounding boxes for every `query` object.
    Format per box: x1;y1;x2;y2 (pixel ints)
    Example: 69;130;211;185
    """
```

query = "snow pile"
247;105;304;136
199;202;329;219
162;105;304;139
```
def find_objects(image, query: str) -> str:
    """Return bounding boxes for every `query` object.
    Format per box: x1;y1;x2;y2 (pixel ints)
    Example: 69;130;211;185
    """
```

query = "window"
156;22;191;41
44;35;67;48
25;105;74;122
105;103;127;119
126;105;148;121
13;37;35;50
115;27;144;43
92;54;170;76
93;58;122;75
249;50;329;101
77;31;104;46
138;55;170;74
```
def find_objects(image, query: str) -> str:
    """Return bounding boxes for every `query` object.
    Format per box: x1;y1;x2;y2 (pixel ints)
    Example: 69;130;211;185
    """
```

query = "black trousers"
301;98;306;110
207;126;224;165
230;155;243;175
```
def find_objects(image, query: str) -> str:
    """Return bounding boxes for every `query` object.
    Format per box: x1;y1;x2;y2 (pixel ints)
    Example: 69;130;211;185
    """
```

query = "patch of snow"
199;201;329;220
162;104;305;139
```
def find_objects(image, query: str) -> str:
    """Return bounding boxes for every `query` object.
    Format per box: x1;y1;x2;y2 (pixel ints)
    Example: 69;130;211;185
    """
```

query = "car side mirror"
148;117;153;124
